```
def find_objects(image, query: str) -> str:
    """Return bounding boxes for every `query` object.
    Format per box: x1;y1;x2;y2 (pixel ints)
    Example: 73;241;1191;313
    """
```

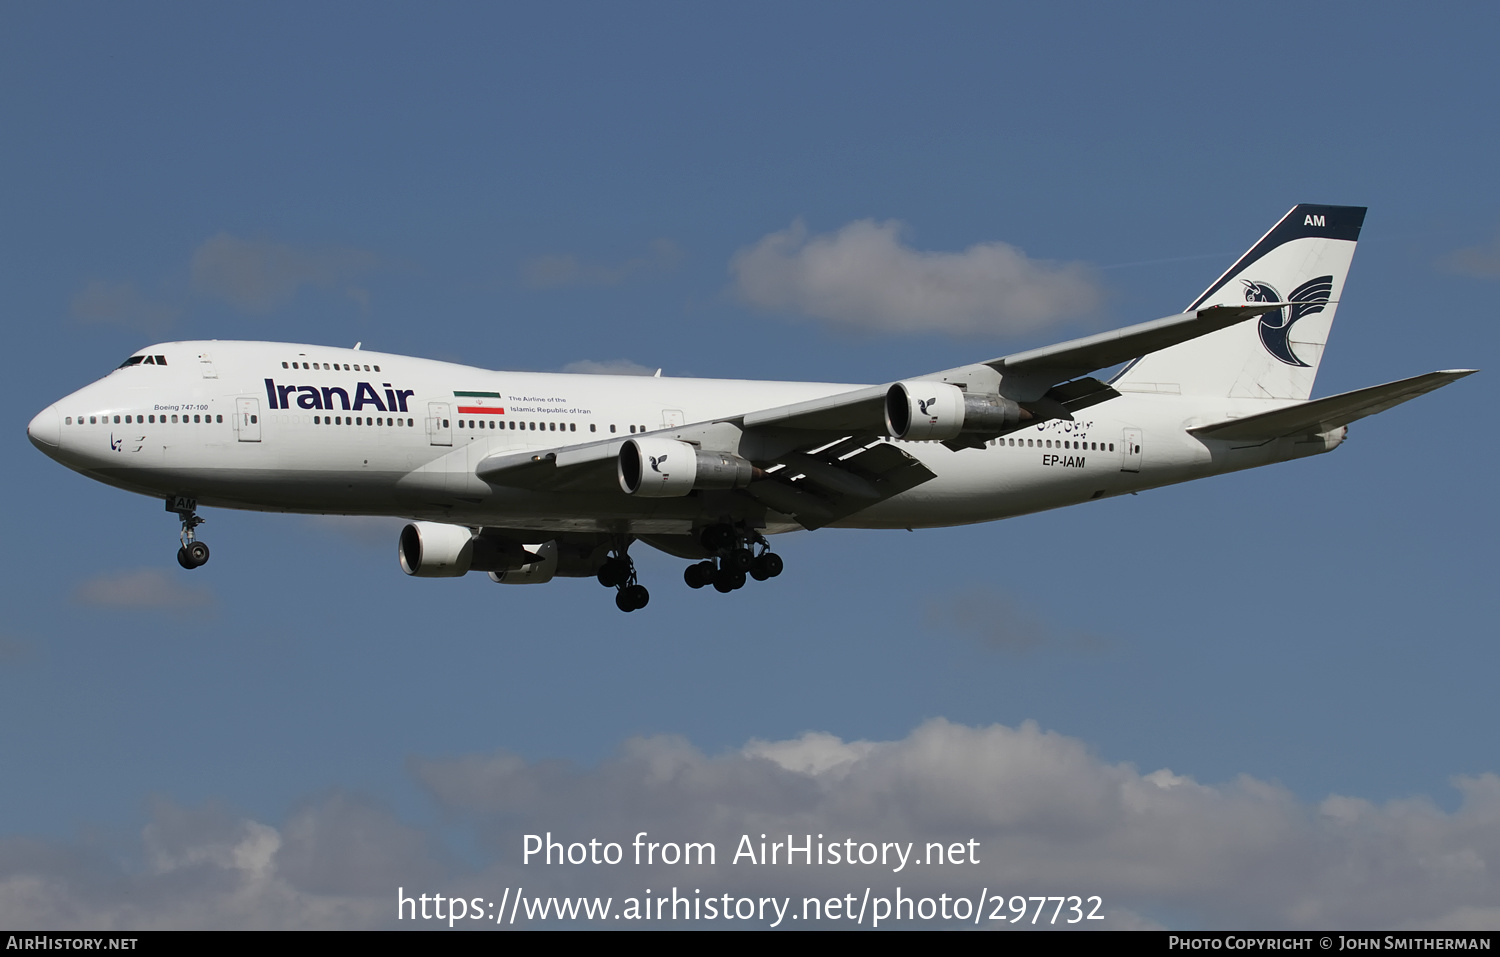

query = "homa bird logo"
1242;275;1334;367
649;455;668;473
917;397;939;418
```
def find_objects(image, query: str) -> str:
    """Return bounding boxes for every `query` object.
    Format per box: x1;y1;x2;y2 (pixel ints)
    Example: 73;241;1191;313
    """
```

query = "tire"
597;559;627;588
615;590;636;612
624;584;649;610
177;546;193;569
759;552;783;578
684;564;707;589
728;548;754;572
184;541;210;568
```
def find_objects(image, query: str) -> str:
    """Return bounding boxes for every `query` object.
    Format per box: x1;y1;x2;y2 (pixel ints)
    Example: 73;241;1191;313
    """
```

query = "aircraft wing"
1189;370;1477;443
735;302;1284;436
473;303;1277;528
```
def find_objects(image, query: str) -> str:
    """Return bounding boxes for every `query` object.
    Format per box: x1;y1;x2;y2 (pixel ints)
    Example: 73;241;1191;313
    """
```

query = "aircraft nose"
27;405;60;451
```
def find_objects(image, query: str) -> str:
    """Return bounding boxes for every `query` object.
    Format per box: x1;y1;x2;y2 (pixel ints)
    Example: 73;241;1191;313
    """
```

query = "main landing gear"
166;496;210;569
597;543;649;613
683;523;783;594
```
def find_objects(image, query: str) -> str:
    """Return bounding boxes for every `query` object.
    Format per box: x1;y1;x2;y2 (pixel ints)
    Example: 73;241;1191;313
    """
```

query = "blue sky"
3;3;1498;930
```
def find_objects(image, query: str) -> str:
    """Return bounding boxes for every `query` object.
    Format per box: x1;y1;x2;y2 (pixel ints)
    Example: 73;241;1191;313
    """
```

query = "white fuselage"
27;340;1340;537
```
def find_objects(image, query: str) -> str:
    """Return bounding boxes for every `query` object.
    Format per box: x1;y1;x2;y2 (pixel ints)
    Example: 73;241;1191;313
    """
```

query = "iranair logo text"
1242;275;1333;367
264;378;415;412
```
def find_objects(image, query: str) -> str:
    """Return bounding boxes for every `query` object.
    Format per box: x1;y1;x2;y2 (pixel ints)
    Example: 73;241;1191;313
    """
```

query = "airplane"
26;204;1475;612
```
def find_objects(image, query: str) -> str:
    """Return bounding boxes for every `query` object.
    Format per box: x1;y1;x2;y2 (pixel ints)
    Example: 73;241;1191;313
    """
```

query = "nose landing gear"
166;496;210;569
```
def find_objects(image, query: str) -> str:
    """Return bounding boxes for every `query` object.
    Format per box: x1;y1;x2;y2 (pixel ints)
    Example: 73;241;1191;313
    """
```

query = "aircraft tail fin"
1113;204;1367;400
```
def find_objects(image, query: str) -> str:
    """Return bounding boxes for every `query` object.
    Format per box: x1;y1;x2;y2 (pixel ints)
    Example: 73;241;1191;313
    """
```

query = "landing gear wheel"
684;561;714;589
727;547;754;573
597;558;629;588
712;568;737;593
616;584;650;612
753;552;783;579
182;541;210;568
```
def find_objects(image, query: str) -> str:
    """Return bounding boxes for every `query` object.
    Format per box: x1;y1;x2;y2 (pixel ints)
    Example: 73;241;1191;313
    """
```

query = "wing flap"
747;440;936;530
1190;370;1477;442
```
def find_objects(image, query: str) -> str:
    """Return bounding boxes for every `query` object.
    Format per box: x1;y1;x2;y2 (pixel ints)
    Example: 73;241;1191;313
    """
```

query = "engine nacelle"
618;438;755;497
884;381;1026;441
399;521;475;577
488;541;558;584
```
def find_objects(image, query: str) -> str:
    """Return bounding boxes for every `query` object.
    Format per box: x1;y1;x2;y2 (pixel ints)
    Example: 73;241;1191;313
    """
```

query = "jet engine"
400;522;564;579
617;438;756;497
884;381;1027;441
398;521;477;577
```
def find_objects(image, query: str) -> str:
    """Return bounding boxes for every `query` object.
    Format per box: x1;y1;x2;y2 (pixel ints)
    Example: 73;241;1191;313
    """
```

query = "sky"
3;3;1499;931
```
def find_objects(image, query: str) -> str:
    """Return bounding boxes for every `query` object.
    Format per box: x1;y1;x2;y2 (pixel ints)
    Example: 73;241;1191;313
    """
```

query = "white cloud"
731;219;1105;336
3;721;1499;929
927;588;1109;654
190;233;380;313
70;281;181;332
559;358;656;376
522;238;684;289
73;568;215;613
1440;232;1500;278
0;634;34;665
304;515;406;548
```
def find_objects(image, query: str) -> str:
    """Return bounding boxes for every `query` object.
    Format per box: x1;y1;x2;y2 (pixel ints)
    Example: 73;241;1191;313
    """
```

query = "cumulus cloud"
1439;232;1500;278
73;568;215;613
559;358;656;376
0;634;34;665
71;281;181;332
927;588;1108;654
190;234;380;313
522;239;683;289
304;515;406;548
4;721;1500;929
731;219;1105;336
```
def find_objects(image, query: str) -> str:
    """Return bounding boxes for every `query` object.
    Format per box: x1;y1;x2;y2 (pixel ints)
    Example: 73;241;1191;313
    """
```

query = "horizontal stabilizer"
1190;370;1477;442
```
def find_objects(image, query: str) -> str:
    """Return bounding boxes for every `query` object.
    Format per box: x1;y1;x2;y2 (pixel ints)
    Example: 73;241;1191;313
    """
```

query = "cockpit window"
116;354;167;369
